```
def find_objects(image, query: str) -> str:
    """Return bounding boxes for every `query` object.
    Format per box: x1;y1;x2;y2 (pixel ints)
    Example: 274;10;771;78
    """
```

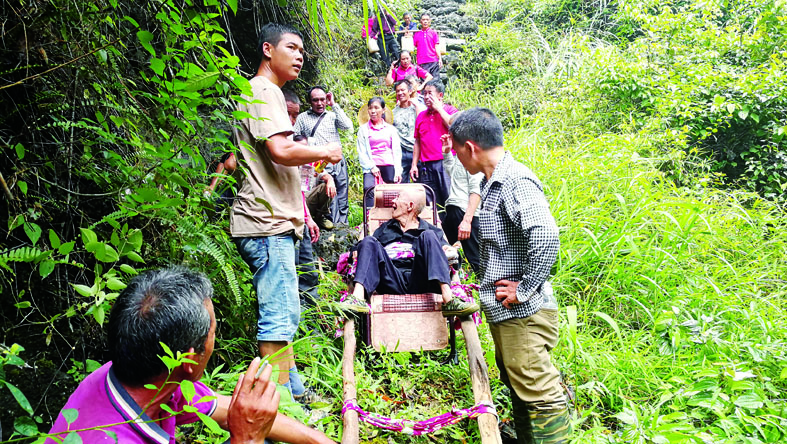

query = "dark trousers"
440;205;481;273
416;160;450;209
362;165;396;207
400;149;413;184
377;33;400;68
354;231;450;295
328;158;349;225
296;225;319;307
420;61;441;79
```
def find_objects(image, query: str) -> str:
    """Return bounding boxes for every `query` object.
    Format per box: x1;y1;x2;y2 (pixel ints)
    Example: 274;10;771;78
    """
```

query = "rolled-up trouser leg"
306;182;332;223
528;408;571;444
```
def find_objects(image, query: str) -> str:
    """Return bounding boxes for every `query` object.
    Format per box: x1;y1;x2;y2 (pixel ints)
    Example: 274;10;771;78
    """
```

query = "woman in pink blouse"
385;50;433;88
357;97;402;206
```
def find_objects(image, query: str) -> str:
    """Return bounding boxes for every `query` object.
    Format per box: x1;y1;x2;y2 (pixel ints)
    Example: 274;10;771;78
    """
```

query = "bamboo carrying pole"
461;318;503;444
341;318;360;444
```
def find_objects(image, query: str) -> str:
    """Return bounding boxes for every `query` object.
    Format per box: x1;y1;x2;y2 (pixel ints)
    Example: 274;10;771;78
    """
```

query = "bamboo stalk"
461;318;502;444
341;318;359;444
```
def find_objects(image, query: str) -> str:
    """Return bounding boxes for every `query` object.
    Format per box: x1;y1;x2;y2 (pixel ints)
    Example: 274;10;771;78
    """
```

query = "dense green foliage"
451;0;787;442
1;0;786;442
0;0;333;440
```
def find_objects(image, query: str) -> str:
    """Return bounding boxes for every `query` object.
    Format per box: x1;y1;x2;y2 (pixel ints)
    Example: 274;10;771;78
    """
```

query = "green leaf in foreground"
63;432;83;444
62;408;79;425
5;381;34;415
24;222;42;246
197;412;225;435
137;30;155;55
255;197;273;216
14;416;38;436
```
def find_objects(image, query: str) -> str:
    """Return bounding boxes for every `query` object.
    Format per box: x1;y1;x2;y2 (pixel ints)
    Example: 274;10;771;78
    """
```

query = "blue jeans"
235;234;300;342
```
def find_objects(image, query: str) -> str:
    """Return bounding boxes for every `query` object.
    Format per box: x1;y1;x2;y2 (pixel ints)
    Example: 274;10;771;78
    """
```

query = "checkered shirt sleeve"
478;152;560;323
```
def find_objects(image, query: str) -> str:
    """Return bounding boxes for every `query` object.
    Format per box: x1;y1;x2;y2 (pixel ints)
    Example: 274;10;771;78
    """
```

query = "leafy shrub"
586;0;787;197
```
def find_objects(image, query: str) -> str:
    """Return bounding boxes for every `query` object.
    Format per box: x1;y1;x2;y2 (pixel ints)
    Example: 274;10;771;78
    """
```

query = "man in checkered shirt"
448;108;571;443
294;86;353;225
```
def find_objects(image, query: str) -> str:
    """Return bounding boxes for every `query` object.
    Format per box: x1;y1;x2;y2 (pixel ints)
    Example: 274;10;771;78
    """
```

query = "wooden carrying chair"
341;183;502;443
360;183;457;354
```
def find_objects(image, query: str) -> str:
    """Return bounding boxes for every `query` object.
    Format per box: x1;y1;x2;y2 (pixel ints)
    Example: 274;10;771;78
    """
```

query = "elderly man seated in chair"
341;187;479;317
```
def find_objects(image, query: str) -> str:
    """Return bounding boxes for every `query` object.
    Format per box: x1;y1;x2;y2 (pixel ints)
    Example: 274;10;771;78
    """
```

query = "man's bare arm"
266;133;342;166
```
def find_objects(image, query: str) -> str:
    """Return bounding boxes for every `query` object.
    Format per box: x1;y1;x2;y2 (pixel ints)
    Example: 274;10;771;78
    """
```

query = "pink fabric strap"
342;398;497;435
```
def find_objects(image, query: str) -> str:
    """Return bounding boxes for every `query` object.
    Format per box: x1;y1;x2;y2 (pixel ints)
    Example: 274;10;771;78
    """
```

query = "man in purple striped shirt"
45;268;334;444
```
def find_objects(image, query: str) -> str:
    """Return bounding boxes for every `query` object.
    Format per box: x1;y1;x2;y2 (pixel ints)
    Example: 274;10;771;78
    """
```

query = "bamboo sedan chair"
341;183;502;444
361;183;457;354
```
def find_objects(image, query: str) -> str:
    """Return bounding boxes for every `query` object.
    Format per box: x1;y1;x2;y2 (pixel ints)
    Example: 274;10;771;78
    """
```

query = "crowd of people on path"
365;10;443;79
46;17;571;444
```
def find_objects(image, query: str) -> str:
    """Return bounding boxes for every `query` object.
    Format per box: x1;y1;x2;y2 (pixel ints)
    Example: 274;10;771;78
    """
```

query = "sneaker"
318;218;335;230
293;387;323;406
336;295;369;313
441;298;479;317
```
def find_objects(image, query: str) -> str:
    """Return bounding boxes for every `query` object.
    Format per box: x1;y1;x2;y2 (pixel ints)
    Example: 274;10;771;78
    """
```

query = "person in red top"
384;50;433;87
411;79;458;208
412;13;441;79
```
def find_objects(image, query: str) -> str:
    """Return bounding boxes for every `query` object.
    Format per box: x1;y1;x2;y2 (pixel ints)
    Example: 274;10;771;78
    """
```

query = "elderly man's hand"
457;218;472;241
227;357;280;444
495;280;521;309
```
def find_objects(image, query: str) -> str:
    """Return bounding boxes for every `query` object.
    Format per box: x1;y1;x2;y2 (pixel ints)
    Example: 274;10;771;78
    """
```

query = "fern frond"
89;209;132;229
0;247;46;272
159;209;243;305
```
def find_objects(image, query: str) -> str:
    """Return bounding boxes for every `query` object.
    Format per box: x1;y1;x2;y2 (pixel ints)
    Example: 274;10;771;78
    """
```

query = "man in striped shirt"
46;268;334;444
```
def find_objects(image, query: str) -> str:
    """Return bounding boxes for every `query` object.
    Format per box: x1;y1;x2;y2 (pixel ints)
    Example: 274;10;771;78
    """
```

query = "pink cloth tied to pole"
342;398;497;436
450;282;482;330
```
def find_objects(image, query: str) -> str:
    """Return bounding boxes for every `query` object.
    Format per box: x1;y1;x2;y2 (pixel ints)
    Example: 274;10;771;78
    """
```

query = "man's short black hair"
257;23;303;59
449;107;504;150
423;79;445;95
282;89;300;105
108;267;213;386
394;79;411;91
307;85;327;101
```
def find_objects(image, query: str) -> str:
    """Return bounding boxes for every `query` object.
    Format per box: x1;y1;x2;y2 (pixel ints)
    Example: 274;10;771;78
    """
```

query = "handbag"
401;35;414;52
367;37;380;54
